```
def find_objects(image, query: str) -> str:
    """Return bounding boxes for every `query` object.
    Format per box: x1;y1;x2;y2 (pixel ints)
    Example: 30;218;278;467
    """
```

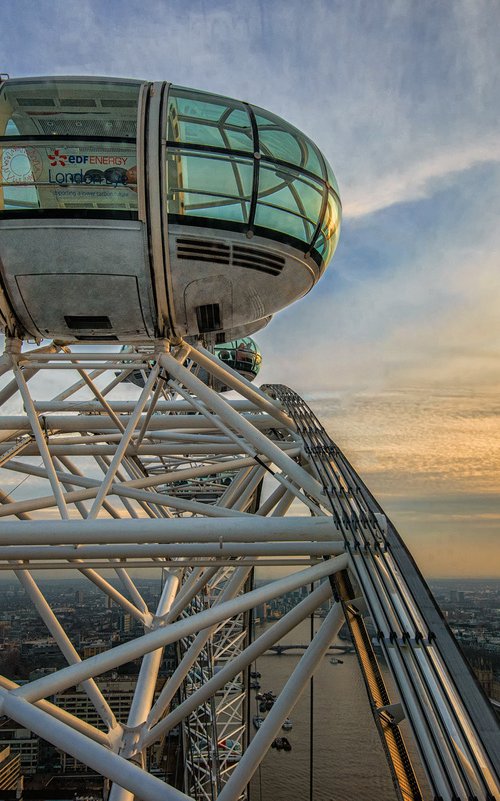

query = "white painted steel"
186;342;294;429
108;571;180;801
0;688;192;801
159;352;325;502
0;516;337;543
11;558;348;702
0;541;344;560
142;582;333;745
0;339;496;801
217;603;345;801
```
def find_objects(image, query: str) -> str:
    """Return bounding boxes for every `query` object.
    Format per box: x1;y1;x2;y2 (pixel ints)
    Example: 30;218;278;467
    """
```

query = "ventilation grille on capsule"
177;238;230;265
232;244;284;276
17;97;56;107
176;238;285;276
35;118;137;138
196;304;222;333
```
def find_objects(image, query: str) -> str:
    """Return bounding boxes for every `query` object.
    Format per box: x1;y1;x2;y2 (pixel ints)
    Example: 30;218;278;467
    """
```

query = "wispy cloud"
343;138;500;219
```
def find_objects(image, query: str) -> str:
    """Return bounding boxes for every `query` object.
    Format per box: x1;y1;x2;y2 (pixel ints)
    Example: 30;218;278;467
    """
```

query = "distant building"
0;678;166;777
0;745;21;790
120;612;131;634
0;726;39;775
82;640;110;659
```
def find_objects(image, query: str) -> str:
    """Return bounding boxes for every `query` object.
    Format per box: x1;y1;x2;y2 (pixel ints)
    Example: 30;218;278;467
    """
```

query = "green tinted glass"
167;151;252;223
252;107;324;178
182;194;250;222
167;152;253;197
0;78;140;138
314;191;341;263
1;142;138;212
257;164;322;240
164;86;341;267
168;88;253;152
215;338;262;376
324;156;340;194
0;79;140;214
255;204;313;243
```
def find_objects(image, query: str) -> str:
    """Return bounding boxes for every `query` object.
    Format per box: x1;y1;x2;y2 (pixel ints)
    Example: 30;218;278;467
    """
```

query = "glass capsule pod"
0;77;341;342
214;337;261;382
121;336;262;391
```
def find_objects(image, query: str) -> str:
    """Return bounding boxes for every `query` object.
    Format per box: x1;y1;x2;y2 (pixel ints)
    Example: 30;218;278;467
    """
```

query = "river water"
248;618;427;801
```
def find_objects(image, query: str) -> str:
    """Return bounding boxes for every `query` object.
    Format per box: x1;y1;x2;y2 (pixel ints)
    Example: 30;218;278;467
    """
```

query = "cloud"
343;138;500;219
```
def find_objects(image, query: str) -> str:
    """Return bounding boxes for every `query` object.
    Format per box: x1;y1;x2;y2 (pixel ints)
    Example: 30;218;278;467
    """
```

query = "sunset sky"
1;0;499;577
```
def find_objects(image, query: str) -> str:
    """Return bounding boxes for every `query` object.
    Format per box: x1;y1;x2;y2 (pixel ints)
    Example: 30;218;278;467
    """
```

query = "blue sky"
1;0;499;576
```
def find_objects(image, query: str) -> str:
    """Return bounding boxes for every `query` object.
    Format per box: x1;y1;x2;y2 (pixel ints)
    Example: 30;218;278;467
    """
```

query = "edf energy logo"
45;148;135;188
48;149;68;167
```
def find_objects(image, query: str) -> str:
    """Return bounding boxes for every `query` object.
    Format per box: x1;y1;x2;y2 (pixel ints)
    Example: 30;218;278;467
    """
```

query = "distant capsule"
214;337;262;383
0;77;341;342
121;337;262;392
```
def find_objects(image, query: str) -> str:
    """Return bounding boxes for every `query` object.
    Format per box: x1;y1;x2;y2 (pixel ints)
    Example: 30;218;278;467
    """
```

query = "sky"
0;0;499;577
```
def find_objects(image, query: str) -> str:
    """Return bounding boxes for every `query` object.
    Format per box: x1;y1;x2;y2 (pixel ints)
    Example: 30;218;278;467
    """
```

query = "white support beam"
0;412;277;432
0;688;193;801
159;352;325;503
189;342;294;428
11;556;348;703
0;675;111;748
108;570;180;801
0;516;339;544
33;399;268;413
142;567;252;752
0;541;344;561
143;581;333;744
14;569;118;730
11;361;70;519
88;365;160;518
217;603;345;801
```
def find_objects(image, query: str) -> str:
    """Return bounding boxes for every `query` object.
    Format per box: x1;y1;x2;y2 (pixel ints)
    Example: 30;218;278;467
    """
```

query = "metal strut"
0;338;497;801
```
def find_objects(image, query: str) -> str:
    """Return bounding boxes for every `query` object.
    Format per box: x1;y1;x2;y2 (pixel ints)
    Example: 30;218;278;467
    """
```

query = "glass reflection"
166;84;341;267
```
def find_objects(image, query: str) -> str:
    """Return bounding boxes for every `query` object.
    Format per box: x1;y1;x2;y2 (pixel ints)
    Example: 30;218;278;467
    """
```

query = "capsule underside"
0;78;341;342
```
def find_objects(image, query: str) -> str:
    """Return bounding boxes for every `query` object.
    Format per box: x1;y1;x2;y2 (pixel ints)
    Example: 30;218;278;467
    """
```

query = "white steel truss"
0;337;497;801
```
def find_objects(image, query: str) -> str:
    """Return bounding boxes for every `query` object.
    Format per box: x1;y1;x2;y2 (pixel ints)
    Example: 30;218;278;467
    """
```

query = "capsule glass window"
0;78;141;138
324;156;340;195
1;142;138;212
255;164;323;244
167;150;253;223
252;106;325;178
167;88;254;152
313;191;341;266
0;79;140;215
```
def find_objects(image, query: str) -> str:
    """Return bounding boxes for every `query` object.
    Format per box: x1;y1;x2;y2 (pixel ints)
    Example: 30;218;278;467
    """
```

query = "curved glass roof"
0;78;341;269
166;86;341;268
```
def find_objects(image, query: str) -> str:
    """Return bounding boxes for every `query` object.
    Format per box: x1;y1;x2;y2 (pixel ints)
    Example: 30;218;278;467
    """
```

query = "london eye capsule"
120;336;262;390
214;337;261;382
0;77;341;342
